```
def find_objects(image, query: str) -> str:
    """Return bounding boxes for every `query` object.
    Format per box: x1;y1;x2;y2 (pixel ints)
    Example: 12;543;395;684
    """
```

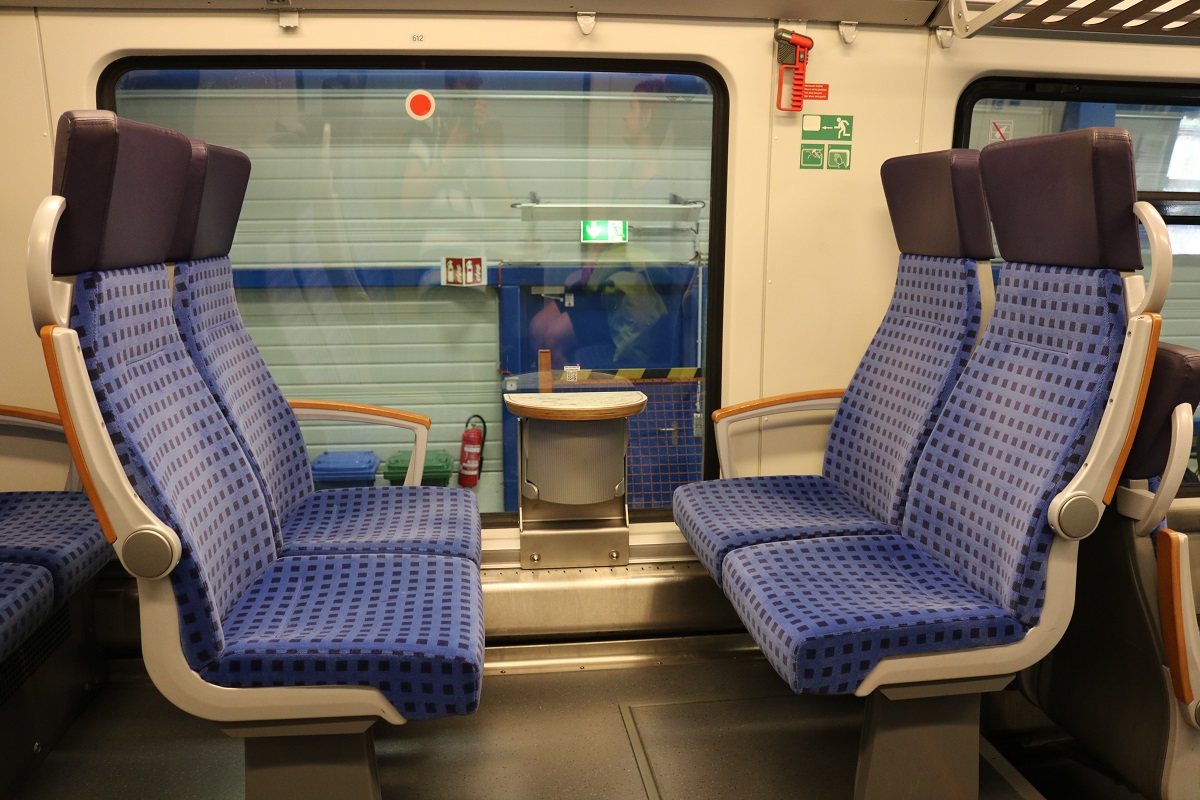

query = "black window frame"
954;76;1200;224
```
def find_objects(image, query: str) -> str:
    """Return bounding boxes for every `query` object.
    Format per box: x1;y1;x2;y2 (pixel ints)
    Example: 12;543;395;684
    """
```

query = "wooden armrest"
713;389;845;478
1158;529;1200;723
288;400;431;486
0;404;63;432
288;399;431;429
712;389;845;425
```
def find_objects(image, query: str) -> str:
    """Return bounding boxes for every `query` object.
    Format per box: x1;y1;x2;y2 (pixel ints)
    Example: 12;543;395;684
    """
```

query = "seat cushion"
673;475;895;581
203;553;484;720
0;563;54;663
723;535;1026;695
0;492;111;603
279;486;482;565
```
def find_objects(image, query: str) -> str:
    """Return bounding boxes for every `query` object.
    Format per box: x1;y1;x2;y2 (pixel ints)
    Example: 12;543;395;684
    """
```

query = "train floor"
13;649;1144;800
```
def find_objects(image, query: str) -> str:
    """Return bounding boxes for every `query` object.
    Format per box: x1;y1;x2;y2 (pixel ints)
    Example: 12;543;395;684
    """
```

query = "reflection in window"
111;63;722;513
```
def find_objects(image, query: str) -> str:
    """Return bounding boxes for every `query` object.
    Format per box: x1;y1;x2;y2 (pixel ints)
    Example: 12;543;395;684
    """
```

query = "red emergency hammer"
775;29;815;112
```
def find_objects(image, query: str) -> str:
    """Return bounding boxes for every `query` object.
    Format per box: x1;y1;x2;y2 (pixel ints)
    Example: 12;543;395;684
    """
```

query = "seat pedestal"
855;676;1012;800
224;718;382;800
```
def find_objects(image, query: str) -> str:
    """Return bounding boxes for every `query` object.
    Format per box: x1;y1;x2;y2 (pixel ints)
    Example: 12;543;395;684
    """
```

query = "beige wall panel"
0;11;73;488
755;24;930;476
0;11;55;407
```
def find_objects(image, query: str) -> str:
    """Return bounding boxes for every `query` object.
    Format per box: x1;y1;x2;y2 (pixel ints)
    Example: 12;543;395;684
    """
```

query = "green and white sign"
800;145;826;170
827;145;852;171
802;114;854;141
581;220;629;243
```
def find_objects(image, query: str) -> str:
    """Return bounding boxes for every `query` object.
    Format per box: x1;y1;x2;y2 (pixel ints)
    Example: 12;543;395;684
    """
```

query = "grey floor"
12;655;1141;800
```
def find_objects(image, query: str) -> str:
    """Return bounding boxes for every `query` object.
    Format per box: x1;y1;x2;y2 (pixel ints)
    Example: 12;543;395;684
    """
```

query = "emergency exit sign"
581;220;629;243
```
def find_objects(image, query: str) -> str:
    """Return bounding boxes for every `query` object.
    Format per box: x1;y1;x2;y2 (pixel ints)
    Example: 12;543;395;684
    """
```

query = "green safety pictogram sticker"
581;220;629;243
827;145;852;171
802;114;854;141
800;144;826;169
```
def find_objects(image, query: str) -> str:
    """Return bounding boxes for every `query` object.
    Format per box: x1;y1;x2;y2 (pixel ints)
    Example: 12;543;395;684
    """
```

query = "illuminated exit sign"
581;220;629;243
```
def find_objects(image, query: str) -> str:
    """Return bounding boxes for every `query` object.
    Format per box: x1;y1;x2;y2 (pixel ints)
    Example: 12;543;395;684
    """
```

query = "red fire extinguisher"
458;415;486;488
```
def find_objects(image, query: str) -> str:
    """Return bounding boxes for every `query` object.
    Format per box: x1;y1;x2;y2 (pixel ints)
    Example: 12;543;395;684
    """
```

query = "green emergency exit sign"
581;220;629;243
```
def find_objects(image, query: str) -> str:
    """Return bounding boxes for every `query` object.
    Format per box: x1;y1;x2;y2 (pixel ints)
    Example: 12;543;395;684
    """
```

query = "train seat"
0;489;109;605
0;407;111;795
1030;339;1200;800
28;110;484;800
0;406;110;606
169;139;481;564
673;148;991;582
0;563;53;664
719;127;1165;799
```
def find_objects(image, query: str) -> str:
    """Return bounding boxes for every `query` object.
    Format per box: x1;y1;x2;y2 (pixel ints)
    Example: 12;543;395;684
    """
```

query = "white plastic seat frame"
27;192;408;728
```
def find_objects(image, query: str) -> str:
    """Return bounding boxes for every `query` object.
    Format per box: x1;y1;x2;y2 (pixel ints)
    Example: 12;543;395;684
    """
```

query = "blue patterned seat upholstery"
205;553;483;719
0;563;54;663
674;475;894;579
170;142;480;564
72;260;485;716
280;485;481;562
724;536;1023;694
675;150;991;581
0;492;110;603
723;128;1137;697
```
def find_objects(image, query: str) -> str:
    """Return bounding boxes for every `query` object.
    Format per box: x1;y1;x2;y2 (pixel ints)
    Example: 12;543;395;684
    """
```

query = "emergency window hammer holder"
776;29;815;112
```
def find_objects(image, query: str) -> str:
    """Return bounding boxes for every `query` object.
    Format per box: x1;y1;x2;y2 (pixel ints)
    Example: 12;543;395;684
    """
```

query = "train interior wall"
2;12;1200;496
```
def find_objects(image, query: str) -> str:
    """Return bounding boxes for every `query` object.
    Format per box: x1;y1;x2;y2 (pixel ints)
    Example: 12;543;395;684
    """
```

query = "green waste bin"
384;449;455;487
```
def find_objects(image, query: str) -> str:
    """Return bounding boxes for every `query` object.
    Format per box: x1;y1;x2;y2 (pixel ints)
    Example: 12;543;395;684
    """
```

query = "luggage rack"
943;0;1200;40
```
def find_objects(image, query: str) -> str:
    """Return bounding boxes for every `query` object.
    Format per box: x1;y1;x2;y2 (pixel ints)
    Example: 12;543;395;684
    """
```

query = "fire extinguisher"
458;415;486;488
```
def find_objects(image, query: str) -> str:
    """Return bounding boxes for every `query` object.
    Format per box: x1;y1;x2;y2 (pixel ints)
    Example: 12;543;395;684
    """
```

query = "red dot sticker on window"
406;89;435;121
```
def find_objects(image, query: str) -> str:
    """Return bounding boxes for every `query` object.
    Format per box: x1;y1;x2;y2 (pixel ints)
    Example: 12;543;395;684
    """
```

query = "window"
104;59;726;515
957;77;1200;481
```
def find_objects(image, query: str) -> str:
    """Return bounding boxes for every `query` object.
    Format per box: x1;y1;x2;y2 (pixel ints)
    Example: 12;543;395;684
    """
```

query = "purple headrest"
979;127;1142;270
1124;343;1200;480
51;110;193;276
169;139;252;261
880;149;994;261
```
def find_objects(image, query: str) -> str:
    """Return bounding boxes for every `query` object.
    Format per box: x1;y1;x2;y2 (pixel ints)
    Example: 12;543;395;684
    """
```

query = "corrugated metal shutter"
117;77;715;512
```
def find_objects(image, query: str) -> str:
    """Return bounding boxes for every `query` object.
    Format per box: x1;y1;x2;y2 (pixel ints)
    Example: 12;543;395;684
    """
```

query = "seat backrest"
170;141;314;541
901;127;1138;628
55;111;278;669
1122;342;1200;482
822;149;992;526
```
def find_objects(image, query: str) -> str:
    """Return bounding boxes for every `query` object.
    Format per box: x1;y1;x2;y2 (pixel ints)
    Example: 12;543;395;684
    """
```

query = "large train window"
957;77;1200;484
101;59;727;517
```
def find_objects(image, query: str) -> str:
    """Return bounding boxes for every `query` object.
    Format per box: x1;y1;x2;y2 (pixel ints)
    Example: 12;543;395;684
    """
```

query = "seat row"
26;110;486;800
675;127;1183;798
0;407;110;795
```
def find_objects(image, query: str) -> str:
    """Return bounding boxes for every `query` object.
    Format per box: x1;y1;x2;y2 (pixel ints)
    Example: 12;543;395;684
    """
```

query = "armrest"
289;400;431;487
1115;403;1195;537
1157;529;1200;727
712;389;844;478
1048;313;1160;540
0;404;63;433
0;403;84;491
